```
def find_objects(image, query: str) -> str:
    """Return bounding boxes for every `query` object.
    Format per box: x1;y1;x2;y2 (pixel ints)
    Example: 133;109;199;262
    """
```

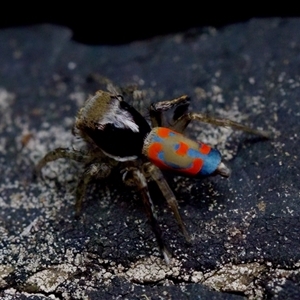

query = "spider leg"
122;167;171;264
172;112;271;138
34;147;91;177
143;162;191;243
149;95;190;127
75;162;112;216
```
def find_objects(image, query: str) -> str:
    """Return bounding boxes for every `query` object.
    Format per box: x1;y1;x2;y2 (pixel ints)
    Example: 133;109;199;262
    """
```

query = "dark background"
0;7;297;45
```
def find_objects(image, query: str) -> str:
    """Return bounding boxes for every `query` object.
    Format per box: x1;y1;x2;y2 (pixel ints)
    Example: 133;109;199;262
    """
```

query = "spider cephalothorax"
35;89;269;263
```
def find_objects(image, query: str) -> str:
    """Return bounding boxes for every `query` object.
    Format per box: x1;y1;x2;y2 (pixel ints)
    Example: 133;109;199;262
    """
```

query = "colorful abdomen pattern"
143;127;222;177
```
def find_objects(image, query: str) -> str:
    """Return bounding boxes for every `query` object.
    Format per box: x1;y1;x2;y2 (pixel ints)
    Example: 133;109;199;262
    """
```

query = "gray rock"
0;19;299;299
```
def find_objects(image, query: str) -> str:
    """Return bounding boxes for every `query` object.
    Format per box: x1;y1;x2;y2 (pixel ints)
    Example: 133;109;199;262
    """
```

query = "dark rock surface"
0;18;299;299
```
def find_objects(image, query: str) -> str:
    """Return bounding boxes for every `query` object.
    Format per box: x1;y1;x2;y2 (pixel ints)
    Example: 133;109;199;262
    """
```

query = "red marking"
157;127;172;138
185;158;203;175
176;142;189;156
199;143;211;155
148;142;162;158
147;142;167;169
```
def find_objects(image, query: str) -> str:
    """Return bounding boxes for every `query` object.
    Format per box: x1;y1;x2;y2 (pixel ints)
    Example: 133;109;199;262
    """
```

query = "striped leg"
172;112;271;138
122;167;171;264
35;147;90;176
75;162;112;215
149;95;270;137
143;162;191;243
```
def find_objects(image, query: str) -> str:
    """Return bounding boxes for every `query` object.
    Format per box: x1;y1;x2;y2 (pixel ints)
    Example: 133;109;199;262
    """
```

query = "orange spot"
157;127;172;138
199;143;211;155
147;142;167;169
185;158;203;175
176;142;189;156
148;142;162;159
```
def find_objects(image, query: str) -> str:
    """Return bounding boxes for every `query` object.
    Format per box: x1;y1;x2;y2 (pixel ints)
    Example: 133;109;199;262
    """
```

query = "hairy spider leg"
75;162;112;216
150;95;270;138
173;113;271;138
149;95;190;128
35;147;113;215
143;162;191;243
122;167;171;264
34;147;91;176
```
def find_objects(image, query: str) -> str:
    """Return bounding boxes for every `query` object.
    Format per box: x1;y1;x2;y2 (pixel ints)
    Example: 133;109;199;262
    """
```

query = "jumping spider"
35;89;269;263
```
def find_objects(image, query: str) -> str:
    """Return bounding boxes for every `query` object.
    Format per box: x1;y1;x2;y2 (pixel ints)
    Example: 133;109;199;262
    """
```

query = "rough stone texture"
0;18;299;299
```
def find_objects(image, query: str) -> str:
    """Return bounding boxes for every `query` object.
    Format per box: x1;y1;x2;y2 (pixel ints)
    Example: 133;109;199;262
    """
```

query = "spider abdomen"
143;127;223;177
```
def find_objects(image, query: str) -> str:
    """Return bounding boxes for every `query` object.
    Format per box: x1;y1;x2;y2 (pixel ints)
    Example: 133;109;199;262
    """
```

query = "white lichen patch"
1;118;81;214
123;256;181;283
24;263;84;293
190;270;204;283
203;262;266;292
0;288;60;300
0;265;15;288
23;123;79;165
0;88;15;154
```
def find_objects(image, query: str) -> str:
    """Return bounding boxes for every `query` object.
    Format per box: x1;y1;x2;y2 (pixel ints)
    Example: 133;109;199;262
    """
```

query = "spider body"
35;89;269;263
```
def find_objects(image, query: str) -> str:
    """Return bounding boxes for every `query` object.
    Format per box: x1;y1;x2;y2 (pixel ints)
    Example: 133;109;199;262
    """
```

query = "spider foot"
161;245;172;265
